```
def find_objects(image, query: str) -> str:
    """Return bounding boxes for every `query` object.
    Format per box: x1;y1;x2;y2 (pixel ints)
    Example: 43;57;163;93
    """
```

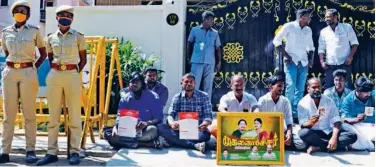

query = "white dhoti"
343;123;375;151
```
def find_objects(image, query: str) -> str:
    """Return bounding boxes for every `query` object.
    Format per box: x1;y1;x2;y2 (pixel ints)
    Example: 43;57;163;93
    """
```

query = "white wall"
0;0;40;27
46;6;163;57
45;1;187;112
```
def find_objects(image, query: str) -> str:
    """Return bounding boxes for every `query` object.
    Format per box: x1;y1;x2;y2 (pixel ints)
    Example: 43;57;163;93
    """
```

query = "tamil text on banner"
118;109;139;138
178;112;199;140
216;112;284;165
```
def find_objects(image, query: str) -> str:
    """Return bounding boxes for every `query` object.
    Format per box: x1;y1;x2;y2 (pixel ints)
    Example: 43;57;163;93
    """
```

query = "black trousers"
299;128;357;151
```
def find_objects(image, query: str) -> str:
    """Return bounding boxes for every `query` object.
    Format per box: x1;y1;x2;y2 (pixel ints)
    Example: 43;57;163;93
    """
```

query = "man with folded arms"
157;73;212;153
341;76;375;151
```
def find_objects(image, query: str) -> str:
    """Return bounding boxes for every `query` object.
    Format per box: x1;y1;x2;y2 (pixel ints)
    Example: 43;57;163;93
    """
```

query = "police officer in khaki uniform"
36;5;86;166
0;0;46;164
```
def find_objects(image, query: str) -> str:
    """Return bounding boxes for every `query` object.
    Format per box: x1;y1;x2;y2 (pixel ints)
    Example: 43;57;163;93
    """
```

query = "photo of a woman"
254;118;268;141
231;119;248;138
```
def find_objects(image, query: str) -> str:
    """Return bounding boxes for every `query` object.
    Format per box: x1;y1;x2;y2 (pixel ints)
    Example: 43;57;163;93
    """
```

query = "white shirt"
258;92;293;131
297;94;342;134
318;23;359;65
273;21;315;66
262;152;277;160
218;91;258;112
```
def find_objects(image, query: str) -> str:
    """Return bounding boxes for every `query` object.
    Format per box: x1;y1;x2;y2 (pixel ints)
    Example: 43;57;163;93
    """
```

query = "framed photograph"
216;112;284;165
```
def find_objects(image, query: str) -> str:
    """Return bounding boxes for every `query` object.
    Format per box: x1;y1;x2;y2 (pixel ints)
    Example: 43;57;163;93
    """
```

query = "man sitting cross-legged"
258;72;306;151
298;77;357;154
157;73;212;153
208;74;259;138
341;76;375;151
104;72;164;149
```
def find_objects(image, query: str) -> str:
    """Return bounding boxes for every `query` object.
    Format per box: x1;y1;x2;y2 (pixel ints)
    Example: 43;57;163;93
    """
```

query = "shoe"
0;154;9;163
194;142;206;154
69;153;80;165
25;151;39;163
159;136;170;148
36;154;58;166
153;138;163;150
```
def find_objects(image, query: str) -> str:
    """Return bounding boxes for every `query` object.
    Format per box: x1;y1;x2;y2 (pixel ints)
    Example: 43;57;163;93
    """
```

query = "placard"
118;109;139;138
179;112;199;140
216;112;284;165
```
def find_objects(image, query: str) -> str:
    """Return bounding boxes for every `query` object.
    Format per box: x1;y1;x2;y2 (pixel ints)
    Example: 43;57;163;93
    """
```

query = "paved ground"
106;148;375;167
0;154;109;166
0;135;115;166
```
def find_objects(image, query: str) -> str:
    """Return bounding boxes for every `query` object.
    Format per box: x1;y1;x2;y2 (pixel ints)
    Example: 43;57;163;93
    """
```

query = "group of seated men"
104;67;375;154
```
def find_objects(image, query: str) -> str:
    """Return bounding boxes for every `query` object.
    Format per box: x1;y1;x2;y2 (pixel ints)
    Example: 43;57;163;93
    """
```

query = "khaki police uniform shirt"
46;28;85;64
1;24;45;63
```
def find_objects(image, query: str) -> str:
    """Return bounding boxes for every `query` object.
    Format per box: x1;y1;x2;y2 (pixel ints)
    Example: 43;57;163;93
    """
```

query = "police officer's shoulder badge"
27;24;39;29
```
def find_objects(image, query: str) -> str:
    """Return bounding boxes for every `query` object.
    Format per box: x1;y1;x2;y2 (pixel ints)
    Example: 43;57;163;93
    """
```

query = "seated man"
298;78;357;154
157;73;212;153
208;74;259;138
341;76;375;151
323;69;351;113
258;72;305;150
144;67;169;108
104;72;164;149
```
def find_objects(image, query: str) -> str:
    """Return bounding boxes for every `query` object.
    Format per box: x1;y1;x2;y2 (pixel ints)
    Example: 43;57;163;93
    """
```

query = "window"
1;0;8;7
46;1;54;7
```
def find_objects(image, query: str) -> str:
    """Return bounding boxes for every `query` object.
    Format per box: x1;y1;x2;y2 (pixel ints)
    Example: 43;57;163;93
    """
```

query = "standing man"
187;11;221;100
323;69;351;112
318;9;359;89
37;5;87;166
104;72;164;150
273;9;315;121
157;73;212;153
144;67;168;108
0;0;46;163
298;78;357;154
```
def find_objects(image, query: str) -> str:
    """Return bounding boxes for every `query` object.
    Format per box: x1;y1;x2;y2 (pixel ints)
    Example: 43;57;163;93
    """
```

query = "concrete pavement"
106;148;375;167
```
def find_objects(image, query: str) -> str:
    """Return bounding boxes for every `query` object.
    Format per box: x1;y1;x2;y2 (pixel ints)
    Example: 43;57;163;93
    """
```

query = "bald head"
231;75;245;95
307;77;322;98
307;77;321;87
231;74;244;84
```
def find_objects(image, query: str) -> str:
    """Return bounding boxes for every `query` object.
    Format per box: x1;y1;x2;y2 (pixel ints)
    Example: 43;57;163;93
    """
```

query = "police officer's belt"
51;63;77;71
6;62;33;69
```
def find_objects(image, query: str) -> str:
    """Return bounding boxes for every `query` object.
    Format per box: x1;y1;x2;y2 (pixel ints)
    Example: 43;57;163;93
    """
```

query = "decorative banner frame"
216;112;284;165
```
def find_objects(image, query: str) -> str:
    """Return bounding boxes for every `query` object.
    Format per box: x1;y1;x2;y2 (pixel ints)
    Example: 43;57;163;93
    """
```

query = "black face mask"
58;17;72;27
310;92;321;99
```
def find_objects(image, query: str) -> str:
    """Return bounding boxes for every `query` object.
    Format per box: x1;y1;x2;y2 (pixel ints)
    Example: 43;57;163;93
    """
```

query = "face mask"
13;13;27;23
58;17;72;27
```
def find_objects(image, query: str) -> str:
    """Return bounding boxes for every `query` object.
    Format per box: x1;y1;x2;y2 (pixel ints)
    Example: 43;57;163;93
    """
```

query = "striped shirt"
167;90;212;124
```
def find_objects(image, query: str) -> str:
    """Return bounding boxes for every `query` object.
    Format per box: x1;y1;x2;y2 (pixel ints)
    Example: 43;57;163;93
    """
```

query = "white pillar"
160;0;186;112
29;0;41;26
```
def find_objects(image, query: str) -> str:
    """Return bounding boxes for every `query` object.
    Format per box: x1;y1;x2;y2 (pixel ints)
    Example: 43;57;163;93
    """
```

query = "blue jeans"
157;124;211;149
190;63;215;100
284;62;308;119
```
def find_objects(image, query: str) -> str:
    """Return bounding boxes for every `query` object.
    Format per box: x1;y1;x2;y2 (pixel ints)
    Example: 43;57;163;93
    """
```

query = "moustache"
310;92;322;99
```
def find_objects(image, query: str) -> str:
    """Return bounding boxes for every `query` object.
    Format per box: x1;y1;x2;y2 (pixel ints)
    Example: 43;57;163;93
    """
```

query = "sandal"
194;142;206;153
